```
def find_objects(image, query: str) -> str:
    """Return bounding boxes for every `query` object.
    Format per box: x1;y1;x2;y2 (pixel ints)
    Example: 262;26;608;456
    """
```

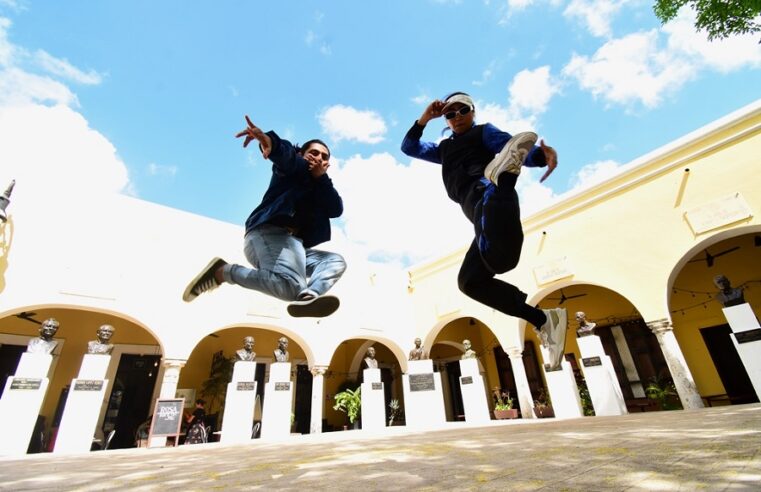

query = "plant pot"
534;405;554;418
494;409;519;419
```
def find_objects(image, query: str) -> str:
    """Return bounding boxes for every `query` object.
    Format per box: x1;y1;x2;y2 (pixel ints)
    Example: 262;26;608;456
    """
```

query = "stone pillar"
309;366;328;434
159;359;186;399
506;347;535;419
647;319;704;409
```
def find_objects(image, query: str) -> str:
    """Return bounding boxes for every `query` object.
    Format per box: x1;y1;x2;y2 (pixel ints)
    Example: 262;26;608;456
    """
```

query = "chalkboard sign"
10;377;42;390
74;379;104;391
371;382;383;390
734;329;761;344
409;373;435;392
582;356;603;367
460;376;473;385
148;398;185;445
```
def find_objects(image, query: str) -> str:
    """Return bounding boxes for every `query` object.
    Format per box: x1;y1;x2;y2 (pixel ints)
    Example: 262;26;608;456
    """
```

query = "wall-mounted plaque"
533;256;574;286
10;377;42;390
371;382;383;390
460;376;473;385
684;192;752;235
236;381;256;391
275;382;291;391
73;379;104;391
734;329;761;344
582;356;603;367
544;364;563;372
409;373;435;392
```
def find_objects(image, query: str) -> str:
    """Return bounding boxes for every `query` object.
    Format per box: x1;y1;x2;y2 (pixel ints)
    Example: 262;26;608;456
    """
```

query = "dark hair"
196;398;206;405
297;139;330;158
443;91;471;101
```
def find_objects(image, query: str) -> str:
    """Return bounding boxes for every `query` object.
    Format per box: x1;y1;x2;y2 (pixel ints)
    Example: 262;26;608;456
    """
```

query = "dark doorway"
493;346;518;401
0;344;25;399
381;367;394;423
293;364;313;434
103;354;161;449
522;341;544;397
700;324;758;404
444;361;464;421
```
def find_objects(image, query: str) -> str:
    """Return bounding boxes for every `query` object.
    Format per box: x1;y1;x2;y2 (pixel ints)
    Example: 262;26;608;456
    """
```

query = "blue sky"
1;0;759;267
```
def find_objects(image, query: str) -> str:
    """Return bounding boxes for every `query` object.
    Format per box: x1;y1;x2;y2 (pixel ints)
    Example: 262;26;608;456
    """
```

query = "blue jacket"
244;131;343;248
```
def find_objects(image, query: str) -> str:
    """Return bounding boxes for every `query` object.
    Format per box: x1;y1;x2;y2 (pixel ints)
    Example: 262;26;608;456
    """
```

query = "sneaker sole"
484;131;538;184
182;257;224;302
287;295;340;318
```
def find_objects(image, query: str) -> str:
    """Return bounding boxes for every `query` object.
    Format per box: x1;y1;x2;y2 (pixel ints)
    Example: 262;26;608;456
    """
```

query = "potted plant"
388;399;402;426
333;387;361;429
645;376;681;410
533;388;554;418
492;388;518;419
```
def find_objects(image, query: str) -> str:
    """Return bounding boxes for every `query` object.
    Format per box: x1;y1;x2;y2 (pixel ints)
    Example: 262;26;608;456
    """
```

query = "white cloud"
563;0;630;38
0;67;77;106
568;159;627;191
34;50;103;85
472;60;497;86
319;104;387;144
412;93;430;105
147;162;178;177
508;66;561;115
562;7;761;109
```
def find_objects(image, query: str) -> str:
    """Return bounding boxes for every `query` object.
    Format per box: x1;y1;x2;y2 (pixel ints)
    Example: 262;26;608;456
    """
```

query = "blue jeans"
222;224;346;302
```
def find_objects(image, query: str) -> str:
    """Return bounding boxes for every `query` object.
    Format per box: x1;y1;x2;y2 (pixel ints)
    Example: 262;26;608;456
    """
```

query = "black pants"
457;181;543;327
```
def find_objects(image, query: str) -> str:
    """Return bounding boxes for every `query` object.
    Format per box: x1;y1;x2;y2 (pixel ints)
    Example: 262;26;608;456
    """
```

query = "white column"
647;319;704;409
506;347;534;419
309;366;327;434
159;359;186;398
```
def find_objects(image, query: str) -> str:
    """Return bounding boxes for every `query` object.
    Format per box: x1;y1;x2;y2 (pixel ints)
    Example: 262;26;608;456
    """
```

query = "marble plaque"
582;356;603;367
409;373;435;392
461;376;473;385
9;377;42;390
73;379;104;391
371;382;383;390
236;381;255;391
533;256;574;286
275;382;290;391
735;329;761;344
684;192;752;235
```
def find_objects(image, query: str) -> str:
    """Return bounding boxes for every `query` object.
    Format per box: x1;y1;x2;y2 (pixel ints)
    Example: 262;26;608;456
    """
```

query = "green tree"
653;0;761;40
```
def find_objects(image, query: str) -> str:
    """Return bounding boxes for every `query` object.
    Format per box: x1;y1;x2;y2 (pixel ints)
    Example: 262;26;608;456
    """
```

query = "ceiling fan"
548;289;587;305
687;246;740;268
15;311;41;325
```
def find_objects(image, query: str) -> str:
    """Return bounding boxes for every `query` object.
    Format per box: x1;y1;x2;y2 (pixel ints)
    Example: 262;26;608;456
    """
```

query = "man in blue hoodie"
183;116;346;318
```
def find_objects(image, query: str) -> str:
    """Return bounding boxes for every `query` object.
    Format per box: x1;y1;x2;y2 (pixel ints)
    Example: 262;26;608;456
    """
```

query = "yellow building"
0;99;759;451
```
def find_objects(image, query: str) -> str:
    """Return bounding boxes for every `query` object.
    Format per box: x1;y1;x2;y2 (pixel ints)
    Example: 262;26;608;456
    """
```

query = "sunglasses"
444;106;472;120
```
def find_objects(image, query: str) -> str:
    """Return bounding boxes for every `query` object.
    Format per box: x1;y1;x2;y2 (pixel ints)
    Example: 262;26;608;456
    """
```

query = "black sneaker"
182;257;227;302
287;295;340;318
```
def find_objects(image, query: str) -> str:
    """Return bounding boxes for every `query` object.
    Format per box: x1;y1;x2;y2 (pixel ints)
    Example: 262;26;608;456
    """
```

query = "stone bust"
27;318;59;354
713;274;746;308
408;337;427;361
236;336;256;362
364;346;378;369
461;339;477;360
87;324;115;355
575;311;596;338
273;336;290;362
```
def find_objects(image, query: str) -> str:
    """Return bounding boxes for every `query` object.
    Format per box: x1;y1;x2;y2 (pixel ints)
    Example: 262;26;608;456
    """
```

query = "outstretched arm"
235;115;272;158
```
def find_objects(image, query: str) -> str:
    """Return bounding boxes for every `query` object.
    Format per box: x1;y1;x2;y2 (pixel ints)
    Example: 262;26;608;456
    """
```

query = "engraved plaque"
236;381;255;391
544;364;563;372
684;193;752;235
409;373;435;392
275;382;291;391
10;377;42;390
371;382;383;390
74;379;104;391
582;356;602;367
734;329;761;344
533;256;574;286
460;376;473;385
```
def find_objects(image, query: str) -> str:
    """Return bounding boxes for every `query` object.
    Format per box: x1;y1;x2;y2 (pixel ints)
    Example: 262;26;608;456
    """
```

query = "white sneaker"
538;308;568;371
484;132;538;185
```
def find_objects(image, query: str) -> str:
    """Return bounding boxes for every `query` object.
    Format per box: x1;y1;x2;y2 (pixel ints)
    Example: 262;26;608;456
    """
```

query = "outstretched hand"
538;139;557;183
235;115;272;158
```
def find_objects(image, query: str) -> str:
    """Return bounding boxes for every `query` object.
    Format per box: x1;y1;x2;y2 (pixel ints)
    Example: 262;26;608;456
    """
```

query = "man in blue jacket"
183;116;346;318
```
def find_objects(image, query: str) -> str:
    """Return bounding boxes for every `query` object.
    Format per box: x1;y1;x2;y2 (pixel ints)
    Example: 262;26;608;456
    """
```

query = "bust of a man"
27;318;59;354
408;337;427;361
575;312;596;338
461;339;477;360
236;336;256;362
273;336;290;362
713;275;746;308
364;346;378;369
88;324;115;355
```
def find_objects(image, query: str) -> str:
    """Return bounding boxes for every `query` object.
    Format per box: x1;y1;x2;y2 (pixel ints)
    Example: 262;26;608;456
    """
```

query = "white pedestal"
458;359;490;424
402;360;446;430
540;348;583;419
361;368;386;431
54;355;111;454
260;362;293;440
0;353;52;456
220;361;258;444
723;303;761;398
577;336;628;416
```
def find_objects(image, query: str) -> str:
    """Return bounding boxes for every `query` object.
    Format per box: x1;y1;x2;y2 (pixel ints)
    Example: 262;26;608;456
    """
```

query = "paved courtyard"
0;404;759;491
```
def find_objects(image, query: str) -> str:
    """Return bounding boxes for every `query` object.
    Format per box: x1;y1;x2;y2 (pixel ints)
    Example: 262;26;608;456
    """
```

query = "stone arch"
328;335;407;376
